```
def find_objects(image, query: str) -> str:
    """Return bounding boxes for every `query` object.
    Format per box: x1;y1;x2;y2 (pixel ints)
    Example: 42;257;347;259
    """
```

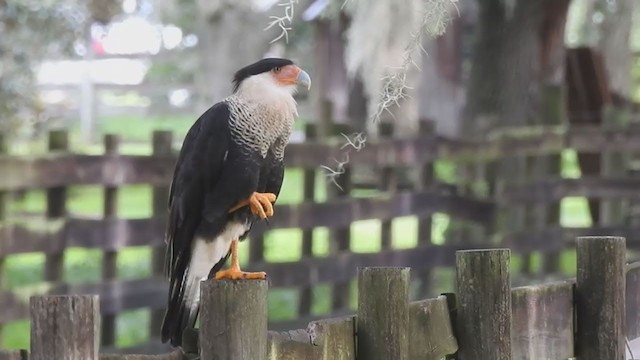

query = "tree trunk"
463;0;568;130
462;0;507;135
597;0;634;96
195;2;279;111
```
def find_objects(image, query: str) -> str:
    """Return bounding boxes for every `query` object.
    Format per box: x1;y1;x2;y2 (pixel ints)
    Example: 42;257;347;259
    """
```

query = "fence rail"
4;120;640;351
1;237;638;359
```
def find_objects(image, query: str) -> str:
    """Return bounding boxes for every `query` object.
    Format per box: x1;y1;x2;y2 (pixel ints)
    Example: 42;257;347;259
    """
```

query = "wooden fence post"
151;130;173;339
200;280;267;360
575;236;626;360
455;249;512;360
102;134;120;347
45;130;69;282
328;149;352;311
357;267;410;360
298;123;317;317
30;295;99;360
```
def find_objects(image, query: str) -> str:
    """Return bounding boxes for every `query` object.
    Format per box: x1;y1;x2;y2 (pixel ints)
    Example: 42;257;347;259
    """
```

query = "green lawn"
0;117;594;349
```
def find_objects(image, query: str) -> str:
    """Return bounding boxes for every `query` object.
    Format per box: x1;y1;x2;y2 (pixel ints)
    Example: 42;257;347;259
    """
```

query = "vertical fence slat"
298;124;317;317
539;85;565;274
575;236;626;360
101;134;120;347
200;280;267;360
30;295;99;360
417;121;435;296
151;131;173;339
357;267;410;360
329;166;352;311
45;130;69;282
379;122;394;250
455;249;512;360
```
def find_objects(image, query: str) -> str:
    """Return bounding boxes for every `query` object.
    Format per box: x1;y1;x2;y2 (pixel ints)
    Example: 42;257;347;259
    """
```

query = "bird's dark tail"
161;267;201;347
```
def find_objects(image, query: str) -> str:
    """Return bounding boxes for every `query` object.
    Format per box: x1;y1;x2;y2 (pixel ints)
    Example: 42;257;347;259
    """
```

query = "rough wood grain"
455;249;512;360
357;267;410;360
511;281;574;359
409;296;458;359
200;280;267;360
576;236;626;360
626;262;640;340
30;295;99;360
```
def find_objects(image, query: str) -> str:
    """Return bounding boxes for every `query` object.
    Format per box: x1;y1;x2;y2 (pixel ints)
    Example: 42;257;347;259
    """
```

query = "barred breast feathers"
224;92;296;159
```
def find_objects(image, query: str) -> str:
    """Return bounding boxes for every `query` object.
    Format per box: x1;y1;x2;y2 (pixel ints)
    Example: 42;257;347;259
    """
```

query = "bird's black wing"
161;101;263;346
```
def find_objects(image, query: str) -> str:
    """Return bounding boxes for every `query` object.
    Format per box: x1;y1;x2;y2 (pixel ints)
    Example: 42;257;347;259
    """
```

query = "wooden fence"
0;237;638;359
3;113;640;351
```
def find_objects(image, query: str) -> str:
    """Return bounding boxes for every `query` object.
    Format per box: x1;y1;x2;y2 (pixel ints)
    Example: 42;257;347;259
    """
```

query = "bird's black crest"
232;58;294;92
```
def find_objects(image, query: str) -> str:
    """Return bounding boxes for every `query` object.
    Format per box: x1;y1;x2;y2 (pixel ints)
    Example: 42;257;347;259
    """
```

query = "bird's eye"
274;67;282;73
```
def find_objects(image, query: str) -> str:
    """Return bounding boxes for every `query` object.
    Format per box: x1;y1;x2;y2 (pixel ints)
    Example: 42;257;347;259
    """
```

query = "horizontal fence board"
0;154;176;190
252;244;481;289
409;296;458;359
627;262;640;340
0;192;492;256
267;316;356;360
511;281;574;359
0;278;166;323
500;177;640;204
268;191;494;228
0;217;166;256
268;309;355;332
0;244;476;323
439;125;640;161
6;126;640;190
504;226;640;252
0;350;29;360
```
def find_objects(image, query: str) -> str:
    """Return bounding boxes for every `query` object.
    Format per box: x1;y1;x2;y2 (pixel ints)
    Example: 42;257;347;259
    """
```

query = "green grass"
0;117;596;350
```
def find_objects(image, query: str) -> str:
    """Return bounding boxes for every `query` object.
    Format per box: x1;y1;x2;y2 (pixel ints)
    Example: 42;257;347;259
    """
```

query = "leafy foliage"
0;0;84;135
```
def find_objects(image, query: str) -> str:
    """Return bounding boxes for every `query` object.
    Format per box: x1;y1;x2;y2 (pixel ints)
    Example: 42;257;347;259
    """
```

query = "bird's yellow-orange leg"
214;239;267;280
228;192;277;219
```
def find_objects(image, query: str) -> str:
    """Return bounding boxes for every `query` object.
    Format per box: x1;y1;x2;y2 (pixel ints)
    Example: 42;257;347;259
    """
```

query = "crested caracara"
160;58;311;347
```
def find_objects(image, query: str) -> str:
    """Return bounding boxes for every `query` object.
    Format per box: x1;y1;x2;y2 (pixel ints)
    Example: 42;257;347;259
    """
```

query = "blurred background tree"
0;0;85;136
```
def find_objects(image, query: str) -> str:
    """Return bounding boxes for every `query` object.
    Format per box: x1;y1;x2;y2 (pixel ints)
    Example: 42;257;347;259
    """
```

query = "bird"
160;58;311;348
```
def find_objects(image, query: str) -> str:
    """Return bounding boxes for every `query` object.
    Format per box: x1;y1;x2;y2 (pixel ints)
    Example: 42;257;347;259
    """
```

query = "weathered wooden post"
200;280;268;360
30;295;100;360
455;249;512;360
575;236;626;360
357;267;410;360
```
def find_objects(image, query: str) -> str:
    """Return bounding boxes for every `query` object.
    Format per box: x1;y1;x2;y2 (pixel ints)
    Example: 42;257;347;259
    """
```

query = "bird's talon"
214;269;267;280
